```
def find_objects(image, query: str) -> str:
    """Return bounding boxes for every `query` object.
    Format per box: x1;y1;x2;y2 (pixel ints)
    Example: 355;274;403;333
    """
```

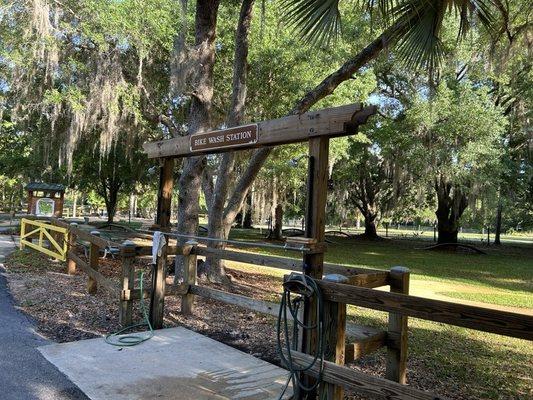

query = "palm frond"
391;0;497;70
281;0;498;70
281;0;342;45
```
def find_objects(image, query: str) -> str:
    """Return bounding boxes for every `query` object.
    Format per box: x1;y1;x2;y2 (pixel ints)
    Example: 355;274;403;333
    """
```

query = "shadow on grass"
349;313;532;400
229;229;533;295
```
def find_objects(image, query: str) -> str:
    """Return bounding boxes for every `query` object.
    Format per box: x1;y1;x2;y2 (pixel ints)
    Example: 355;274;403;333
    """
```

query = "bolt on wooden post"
119;240;136;327
67;223;78;275
385;266;410;384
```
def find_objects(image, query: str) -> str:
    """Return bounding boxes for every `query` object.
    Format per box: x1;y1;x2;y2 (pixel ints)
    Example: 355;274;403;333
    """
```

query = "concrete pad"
39;327;292;400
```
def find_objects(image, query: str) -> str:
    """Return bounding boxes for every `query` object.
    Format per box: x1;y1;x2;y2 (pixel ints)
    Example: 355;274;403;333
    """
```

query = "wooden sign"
144;104;377;158
190;124;258;152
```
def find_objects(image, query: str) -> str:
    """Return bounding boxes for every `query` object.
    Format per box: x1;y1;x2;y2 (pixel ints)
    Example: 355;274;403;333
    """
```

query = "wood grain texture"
121;284;189;301
67;227;77;275
194;246;301;271
67;251;120;294
87;242;99;294
347;271;390;288
345;329;386;362
386;267;410;384
119;242;136;326
149;245;167;329
181;241;198;315
316;279;533;340
287;350;444;400
143;104;377;158
189;285;283;317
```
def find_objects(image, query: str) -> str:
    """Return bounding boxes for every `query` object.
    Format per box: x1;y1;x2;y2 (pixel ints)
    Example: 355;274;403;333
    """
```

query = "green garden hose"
105;270;154;347
276;272;325;399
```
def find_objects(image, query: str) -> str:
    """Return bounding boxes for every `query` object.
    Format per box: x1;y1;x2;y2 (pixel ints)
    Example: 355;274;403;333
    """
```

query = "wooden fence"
155;239;532;400
20;218;68;261
23;221;533;400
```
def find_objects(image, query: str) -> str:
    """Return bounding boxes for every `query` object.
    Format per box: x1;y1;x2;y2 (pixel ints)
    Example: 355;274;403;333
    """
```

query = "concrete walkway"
0;235;88;400
40;326;292;400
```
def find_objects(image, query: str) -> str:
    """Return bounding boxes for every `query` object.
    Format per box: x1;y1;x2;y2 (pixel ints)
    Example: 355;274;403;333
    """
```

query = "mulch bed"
3;249;492;400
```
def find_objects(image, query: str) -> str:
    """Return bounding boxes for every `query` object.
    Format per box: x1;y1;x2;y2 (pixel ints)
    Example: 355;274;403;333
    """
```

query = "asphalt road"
0;235;89;400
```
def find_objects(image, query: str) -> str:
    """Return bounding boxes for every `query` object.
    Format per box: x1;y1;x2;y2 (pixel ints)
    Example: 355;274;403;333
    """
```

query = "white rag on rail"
152;231;166;264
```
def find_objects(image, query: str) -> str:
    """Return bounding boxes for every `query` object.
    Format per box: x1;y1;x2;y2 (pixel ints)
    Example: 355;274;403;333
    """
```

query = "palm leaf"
391;0;496;70
281;0;342;45
281;0;498;70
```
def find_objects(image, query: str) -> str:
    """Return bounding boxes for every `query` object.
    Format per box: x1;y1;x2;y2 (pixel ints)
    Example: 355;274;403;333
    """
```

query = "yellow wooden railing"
20;218;68;261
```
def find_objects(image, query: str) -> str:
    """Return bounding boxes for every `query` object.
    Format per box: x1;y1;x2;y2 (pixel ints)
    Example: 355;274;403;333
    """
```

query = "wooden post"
119;240;136;326
67;223;78;275
20;219;26;250
181;240;198;315
321;276;347;400
155;158;174;229
300;136;335;400
87;230;100;294
150;242;167;329
386;266;410;384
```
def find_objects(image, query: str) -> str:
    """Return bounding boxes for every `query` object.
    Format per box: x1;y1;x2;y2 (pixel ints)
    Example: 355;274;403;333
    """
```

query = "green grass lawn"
221;228;533;399
226;229;533;309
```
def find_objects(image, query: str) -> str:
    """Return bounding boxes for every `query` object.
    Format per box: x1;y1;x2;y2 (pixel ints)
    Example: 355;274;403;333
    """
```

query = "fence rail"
20;218;68;261
17;221;533;400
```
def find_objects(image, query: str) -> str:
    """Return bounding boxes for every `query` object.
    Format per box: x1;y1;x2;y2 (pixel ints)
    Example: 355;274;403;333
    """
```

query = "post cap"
322;273;349;283
390;266;410;273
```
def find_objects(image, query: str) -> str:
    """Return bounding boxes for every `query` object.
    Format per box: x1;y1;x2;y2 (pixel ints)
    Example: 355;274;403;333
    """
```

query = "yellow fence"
20;218;68;261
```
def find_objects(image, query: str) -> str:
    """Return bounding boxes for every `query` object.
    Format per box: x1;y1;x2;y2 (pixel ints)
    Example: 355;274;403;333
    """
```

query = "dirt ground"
1;248;516;400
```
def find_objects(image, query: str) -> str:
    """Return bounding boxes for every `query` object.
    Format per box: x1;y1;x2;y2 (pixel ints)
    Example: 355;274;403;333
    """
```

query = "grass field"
227;229;532;309
219;229;532;399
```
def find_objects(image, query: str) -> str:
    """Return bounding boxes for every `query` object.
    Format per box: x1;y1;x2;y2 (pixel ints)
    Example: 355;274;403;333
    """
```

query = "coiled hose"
105;270;154;347
276;273;324;399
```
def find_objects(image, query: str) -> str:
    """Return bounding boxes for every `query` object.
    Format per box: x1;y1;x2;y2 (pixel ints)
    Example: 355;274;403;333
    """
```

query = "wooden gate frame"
143;103;377;399
20;218;68;261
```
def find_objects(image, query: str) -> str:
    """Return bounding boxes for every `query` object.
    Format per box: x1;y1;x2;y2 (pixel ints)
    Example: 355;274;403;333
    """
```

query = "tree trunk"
104;184;120;223
190;17;410;276
243;191;253;228
272;203;283;240
175;0;220;280
363;212;378;238
203;0;254;283
435;176;469;244
494;199;503;245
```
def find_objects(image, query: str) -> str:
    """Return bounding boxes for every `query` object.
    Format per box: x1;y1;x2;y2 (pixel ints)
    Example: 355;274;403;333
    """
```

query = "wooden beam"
189;285;283;317
386;266;410;384
193;246;301;271
143;104;376;158
67;251;120;295
345;327;386;363
316;279;533;340
286;350;444;400
119;241;136;326
120;284;189;301
347;271;390;288
87;241;99;294
66;223;78;275
181;241;198;315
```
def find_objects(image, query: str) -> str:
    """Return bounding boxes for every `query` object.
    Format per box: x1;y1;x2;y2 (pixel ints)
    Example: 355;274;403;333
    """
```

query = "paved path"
0;235;89;400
